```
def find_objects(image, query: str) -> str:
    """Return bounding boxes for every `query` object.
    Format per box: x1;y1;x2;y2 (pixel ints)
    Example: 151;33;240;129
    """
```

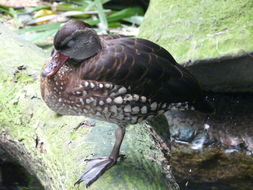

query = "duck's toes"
75;157;116;187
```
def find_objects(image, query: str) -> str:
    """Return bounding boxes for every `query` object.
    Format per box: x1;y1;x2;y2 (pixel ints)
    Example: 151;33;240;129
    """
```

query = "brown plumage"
40;20;213;187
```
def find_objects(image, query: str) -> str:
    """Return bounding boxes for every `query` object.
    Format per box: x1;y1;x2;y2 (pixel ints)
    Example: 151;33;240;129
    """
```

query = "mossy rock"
139;0;253;92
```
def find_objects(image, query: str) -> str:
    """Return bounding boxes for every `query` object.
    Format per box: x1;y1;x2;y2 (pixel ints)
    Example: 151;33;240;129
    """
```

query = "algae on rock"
139;0;253;63
139;0;253;92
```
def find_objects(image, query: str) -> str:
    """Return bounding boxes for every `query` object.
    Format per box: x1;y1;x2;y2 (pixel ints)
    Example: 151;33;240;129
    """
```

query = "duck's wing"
80;37;202;103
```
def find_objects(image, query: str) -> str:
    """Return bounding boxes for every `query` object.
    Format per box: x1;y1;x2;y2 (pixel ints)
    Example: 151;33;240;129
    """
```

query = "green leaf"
124;16;144;25
18;23;62;33
107;7;144;23
20;29;56;43
0;4;14;16
94;0;108;30
56;3;88;12
26;5;51;13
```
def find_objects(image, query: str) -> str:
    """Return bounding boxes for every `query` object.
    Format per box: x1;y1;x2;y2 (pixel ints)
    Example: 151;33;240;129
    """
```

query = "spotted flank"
44;79;194;125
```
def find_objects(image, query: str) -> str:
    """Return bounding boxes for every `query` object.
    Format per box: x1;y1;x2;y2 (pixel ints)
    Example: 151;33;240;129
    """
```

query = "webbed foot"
75;127;126;187
75;157;116;187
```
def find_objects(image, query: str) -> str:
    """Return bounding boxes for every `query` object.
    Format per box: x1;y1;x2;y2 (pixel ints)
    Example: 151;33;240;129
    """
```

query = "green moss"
139;0;253;63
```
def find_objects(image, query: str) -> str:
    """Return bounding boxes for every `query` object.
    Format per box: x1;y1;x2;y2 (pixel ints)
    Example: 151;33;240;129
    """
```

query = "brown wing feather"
80;37;202;103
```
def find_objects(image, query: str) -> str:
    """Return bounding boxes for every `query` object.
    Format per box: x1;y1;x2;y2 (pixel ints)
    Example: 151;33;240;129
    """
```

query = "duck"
40;20;213;187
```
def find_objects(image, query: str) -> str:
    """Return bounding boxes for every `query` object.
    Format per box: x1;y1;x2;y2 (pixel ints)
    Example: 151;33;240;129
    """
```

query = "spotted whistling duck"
40;20;213;187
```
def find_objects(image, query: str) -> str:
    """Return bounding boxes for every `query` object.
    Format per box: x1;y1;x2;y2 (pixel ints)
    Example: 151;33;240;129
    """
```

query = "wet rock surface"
186;53;253;92
164;93;253;190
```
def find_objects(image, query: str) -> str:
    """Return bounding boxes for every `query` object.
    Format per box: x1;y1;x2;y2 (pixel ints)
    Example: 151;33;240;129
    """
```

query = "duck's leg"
75;126;126;187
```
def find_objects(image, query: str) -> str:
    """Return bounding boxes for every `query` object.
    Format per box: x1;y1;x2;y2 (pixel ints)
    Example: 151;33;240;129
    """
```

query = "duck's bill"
42;51;68;78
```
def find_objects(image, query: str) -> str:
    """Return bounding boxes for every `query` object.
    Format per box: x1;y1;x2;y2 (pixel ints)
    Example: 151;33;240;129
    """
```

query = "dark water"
170;92;253;190
178;178;253;190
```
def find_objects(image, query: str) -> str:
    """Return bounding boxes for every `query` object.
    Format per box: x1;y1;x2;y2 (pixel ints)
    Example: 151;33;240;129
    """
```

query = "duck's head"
42;20;102;78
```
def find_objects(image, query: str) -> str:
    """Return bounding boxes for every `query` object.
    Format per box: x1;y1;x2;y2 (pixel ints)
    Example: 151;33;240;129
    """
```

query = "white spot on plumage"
75;91;82;95
124;94;133;101
147;115;154;120
114;96;123;104
133;94;139;101
132;106;140;114
103;107;108;113
125;117;131;121
140;96;146;103
80;98;84;105
96;107;102;111
58;98;62;102
99;100;104;105
91;98;96;105
124;112;131;117
118;87;127;94
131;116;138;123
96;112;101;116
151;102;158;111
86;98;92;104
99;83;103;88
141;106;147;114
106;97;112;103
90;82;95;88
110;92;116;96
84;81;89;87
158;110;165;114
105;83;112;88
124;105;131;112
110;105;117;114
118;114;124;120
83;90;87;96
